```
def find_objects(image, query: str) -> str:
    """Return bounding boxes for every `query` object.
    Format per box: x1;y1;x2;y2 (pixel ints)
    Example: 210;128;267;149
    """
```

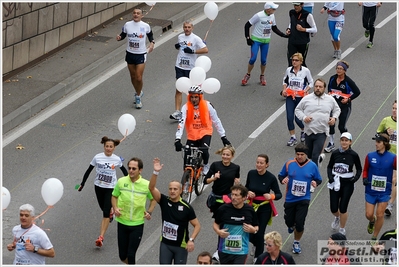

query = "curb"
3;3;204;134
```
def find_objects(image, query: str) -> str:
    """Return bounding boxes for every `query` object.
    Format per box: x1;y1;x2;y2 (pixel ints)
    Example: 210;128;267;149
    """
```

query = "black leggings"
94;185;113;218
329;179;354;214
329;104;351;135
159;242;188;264
287;42;309;67
117;223;144;264
250;206;272;258
362;5;378;42
185;135;212;167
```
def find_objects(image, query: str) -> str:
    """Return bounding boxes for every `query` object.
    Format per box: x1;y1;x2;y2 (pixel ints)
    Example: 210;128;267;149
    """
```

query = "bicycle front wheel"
180;170;192;203
194;170;205;196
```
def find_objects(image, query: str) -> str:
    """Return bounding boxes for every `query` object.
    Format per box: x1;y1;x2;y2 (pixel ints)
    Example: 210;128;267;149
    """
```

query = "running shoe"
203;163;210;175
288;226;295;234
260;75;266;86
241;73;250;85
331;216;340;230
385;203;393;216
250;246;256;256
253;257;258;264
365;30;370;38
292;241;301;254
324;143;335;153
133;91;144;104
367;215;376;234
212;251;219;262
318;153;325;169
300;132;306;142
135;95;142;109
339;228;346;236
336;50;341;59
369;237;378;247
169;110;182;121
287;137;298;147
95;235;104;247
367;42;373;48
333;50;338;58
109;211;114;223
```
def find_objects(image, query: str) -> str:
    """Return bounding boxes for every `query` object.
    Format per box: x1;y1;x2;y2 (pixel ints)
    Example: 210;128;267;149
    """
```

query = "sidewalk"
2;2;205;133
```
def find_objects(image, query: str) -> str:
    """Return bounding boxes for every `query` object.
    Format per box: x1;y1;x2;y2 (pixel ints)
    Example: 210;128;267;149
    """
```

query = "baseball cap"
292;2;303;5
340;132;352;140
372;133;389;142
264;2;279;10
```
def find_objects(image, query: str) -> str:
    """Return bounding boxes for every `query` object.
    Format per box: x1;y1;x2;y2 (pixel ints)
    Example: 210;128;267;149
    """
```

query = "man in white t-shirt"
7;204;55;265
116;8;155;109
170;21;208;121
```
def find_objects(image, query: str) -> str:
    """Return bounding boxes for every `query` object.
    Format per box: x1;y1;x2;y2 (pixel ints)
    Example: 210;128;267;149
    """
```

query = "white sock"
291;134;296;138
329;135;334;144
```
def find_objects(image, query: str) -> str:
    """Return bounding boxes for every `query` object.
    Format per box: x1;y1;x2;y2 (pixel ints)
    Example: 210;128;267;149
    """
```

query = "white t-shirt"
248;11;277;43
324;2;345;22
12;224;53;265
122;20;151;54
175;33;206;70
91;152;123;189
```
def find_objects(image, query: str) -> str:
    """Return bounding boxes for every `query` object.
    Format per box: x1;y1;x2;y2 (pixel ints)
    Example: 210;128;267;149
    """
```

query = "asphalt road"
2;2;397;265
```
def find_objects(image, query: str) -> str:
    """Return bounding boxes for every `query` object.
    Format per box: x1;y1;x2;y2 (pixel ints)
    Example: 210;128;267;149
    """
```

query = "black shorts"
125;51;146;65
175;66;190;79
284;200;310;232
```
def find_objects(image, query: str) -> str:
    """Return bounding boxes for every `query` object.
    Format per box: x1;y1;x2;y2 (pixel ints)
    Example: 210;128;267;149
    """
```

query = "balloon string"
143;5;154;17
120;129;128;143
34;206;53;220
203;20;214;42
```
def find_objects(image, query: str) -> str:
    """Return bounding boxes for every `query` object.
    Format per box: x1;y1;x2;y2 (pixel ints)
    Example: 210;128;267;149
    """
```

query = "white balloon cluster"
176;56;221;95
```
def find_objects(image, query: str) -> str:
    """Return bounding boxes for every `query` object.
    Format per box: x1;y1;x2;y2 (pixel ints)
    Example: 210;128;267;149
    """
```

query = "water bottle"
184;181;190;194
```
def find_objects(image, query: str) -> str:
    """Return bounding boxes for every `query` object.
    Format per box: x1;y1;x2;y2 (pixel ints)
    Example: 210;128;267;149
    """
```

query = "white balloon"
41;178;64;206
175;77;191;94
145;2;156;6
195;56;212;73
2;187;11;210
204;2;219;20
189;67;206;86
118;114;136;136
201;78;221;94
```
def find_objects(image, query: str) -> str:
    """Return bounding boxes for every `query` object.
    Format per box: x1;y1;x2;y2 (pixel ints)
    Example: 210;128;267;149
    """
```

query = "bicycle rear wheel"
180;170;192;203
194;170;205;196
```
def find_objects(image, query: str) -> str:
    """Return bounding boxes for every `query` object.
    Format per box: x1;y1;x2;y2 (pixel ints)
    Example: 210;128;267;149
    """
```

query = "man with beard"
295;78;341;171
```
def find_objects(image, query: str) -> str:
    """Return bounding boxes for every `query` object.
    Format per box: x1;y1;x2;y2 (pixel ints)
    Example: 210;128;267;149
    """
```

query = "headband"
336;62;348;71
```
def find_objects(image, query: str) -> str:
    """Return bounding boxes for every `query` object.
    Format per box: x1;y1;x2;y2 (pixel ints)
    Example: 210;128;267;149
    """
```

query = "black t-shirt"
158;194;197;248
255;251;296;264
205;161;240;195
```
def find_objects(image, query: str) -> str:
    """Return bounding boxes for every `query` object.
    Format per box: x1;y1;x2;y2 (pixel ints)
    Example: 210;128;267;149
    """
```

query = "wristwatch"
34;246;39;253
189;238;195;242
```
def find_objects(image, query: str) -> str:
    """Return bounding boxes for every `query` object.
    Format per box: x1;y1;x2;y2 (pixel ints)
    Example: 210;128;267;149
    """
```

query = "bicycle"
180;145;207;203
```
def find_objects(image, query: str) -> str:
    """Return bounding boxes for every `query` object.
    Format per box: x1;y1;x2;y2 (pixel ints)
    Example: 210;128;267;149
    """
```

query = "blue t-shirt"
279;158;322;202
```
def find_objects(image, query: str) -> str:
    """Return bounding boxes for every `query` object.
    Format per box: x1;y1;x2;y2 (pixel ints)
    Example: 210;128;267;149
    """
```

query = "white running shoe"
212;250;219;262
169;110;182;120
318;153;325;169
339;228;346;235
331;216;340;230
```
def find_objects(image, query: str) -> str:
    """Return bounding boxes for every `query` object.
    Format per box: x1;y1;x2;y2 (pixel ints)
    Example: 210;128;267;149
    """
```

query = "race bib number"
98;173;112;183
16;258;31;265
225;235;243;252
335;22;343;30
178;58;190;68
390;131;397;145
371;175;387;192
333;163;349;174
129;41;139;50
291;180;307;197
162;221;179;241
263;28;271;36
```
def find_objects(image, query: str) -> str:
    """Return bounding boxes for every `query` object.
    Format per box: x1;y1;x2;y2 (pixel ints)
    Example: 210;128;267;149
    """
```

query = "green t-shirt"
377;116;397;154
112;175;153;226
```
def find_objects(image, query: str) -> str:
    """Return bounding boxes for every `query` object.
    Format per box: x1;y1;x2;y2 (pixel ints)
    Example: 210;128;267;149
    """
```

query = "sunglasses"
128;167;138;170
292;59;300;62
